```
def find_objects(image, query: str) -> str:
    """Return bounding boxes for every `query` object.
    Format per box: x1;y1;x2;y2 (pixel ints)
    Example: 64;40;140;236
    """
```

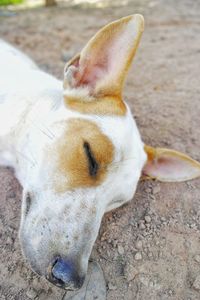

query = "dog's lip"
45;272;80;291
45;274;77;291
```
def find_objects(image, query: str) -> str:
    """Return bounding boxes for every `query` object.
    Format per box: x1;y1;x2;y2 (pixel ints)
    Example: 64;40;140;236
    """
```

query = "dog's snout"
47;257;85;290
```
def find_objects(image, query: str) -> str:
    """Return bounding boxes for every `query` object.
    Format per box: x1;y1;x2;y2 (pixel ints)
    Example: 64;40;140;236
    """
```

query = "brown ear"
63;15;144;102
143;145;200;182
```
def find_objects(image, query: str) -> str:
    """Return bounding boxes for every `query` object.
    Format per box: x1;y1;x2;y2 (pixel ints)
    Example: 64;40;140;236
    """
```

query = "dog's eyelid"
83;141;99;177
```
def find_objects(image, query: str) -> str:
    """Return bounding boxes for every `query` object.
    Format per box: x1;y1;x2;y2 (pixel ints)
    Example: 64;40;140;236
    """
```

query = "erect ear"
63;14;144;100
142;145;200;182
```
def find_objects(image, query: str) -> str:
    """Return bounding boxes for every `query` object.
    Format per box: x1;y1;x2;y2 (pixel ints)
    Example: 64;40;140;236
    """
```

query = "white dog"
0;15;200;290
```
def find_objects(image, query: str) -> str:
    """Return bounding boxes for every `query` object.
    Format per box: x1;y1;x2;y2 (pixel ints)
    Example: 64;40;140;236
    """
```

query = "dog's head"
19;15;200;290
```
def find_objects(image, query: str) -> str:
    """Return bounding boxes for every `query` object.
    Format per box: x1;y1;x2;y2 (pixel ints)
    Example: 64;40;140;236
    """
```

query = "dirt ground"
0;0;200;299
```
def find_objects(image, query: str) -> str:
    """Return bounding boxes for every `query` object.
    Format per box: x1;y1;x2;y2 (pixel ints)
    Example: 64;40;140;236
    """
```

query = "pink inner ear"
67;35;115;91
78;60;108;89
143;155;197;181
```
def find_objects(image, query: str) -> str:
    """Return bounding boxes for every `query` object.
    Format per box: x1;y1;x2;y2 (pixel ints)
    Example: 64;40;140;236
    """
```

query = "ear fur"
63;15;144;110
143;145;200;182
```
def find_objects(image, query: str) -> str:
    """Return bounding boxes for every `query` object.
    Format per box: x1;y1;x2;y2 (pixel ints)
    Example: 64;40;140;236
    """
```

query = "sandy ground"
0;0;200;299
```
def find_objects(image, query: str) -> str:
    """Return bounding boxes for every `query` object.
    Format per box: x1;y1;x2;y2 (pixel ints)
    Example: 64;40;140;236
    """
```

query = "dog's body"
1;15;200;290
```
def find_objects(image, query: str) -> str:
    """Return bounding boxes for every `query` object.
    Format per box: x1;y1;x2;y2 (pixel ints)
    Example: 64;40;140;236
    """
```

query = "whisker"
39;128;54;140
31;121;54;140
42;124;56;139
28;114;56;140
101;157;136;170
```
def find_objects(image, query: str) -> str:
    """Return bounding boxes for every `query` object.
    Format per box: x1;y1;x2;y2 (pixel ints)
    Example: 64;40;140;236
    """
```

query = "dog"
0;14;200;291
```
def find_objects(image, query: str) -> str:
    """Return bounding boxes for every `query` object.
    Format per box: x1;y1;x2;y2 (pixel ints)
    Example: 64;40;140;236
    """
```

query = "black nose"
47;257;85;290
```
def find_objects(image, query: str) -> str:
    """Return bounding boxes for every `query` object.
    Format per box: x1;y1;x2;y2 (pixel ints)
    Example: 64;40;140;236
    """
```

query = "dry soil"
0;0;200;299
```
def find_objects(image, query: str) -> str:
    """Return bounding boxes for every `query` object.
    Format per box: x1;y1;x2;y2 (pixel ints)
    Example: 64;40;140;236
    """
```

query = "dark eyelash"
83;141;99;177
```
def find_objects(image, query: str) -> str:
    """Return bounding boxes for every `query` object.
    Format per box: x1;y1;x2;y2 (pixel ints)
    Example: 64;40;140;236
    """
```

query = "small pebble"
108;282;117;290
118;245;124;255
135;252;142;261
125;265;138;282
145;187;152;193
139;222;146;230
145;216;151;223
193;275;200;291
194;255;200;263
6;236;12;245
135;240;143;249
168;289;173;296
153;185;160;194
190;223;196;229
26;288;37;299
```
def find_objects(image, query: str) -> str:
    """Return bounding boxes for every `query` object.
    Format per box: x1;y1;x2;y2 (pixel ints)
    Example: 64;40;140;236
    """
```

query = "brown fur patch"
53;118;114;192
144;145;156;163
64;95;126;116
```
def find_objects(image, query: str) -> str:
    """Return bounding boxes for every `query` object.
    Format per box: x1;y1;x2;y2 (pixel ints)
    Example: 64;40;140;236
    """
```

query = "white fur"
0;40;146;284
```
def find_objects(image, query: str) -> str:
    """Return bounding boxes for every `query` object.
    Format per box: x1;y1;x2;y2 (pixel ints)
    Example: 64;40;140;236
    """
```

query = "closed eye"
83;141;99;177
